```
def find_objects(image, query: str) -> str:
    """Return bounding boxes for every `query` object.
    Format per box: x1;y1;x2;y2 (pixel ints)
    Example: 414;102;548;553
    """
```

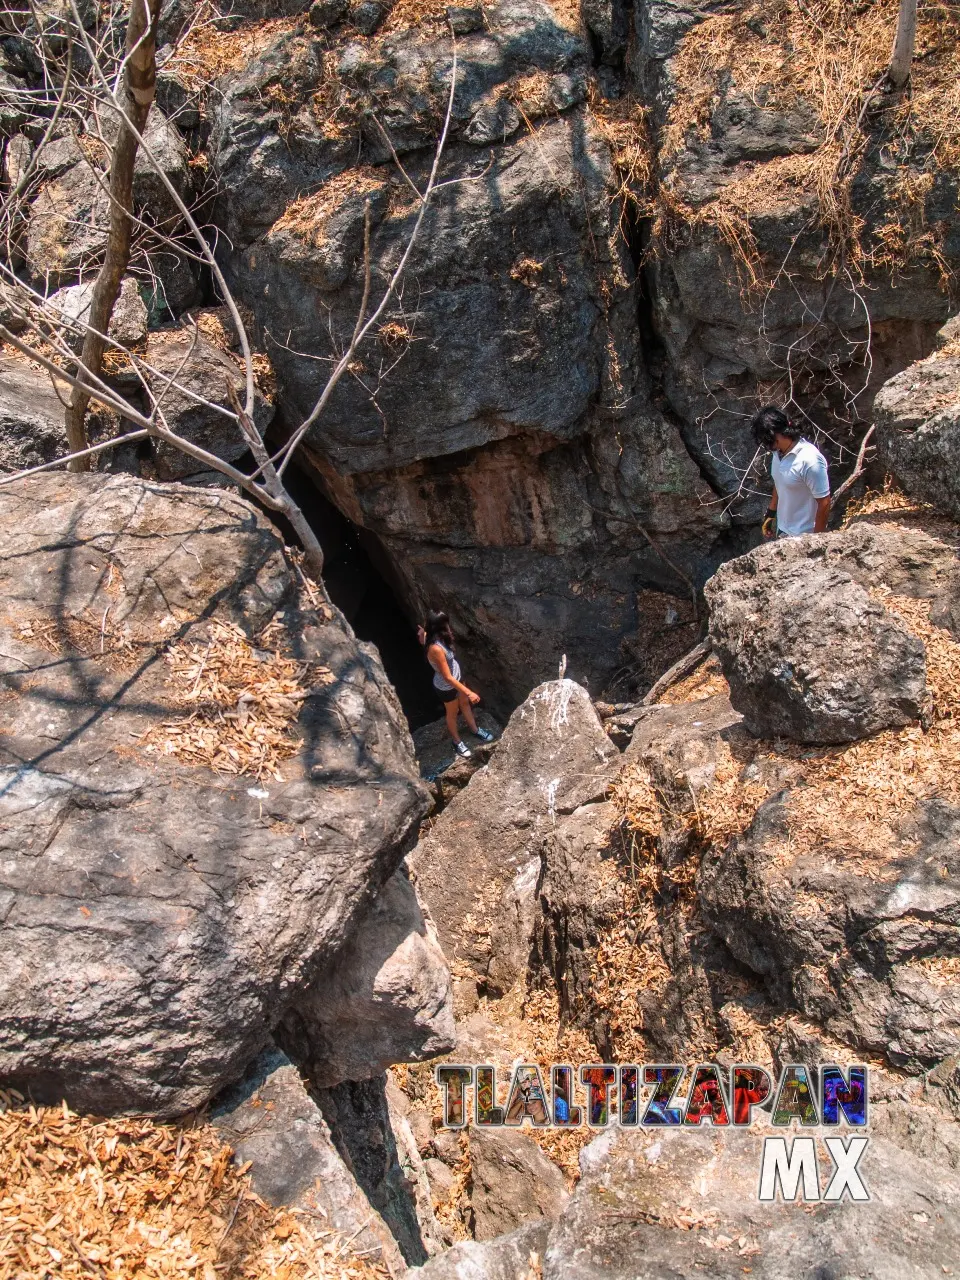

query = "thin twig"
831;424;876;504
641;639;712;706
0;429;150;485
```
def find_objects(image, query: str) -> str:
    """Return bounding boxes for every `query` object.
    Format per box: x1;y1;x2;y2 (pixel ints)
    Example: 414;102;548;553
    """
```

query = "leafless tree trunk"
64;0;161;469
889;0;918;88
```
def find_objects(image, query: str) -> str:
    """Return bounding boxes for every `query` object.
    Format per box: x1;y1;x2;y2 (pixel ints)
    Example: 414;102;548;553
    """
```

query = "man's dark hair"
751;405;801;450
424;609;454;649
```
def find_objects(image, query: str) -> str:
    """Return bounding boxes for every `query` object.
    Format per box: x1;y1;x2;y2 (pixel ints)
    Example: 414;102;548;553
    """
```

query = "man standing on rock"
752;406;831;538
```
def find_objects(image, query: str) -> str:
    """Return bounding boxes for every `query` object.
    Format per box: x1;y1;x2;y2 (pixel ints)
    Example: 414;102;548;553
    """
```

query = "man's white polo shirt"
771;438;830;536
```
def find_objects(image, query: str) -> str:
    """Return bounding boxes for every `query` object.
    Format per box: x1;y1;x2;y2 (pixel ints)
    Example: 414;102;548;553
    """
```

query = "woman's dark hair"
751;405;801;450
424;610;454;648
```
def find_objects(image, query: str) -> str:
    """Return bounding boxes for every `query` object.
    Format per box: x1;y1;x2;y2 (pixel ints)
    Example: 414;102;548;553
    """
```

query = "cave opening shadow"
276;464;440;733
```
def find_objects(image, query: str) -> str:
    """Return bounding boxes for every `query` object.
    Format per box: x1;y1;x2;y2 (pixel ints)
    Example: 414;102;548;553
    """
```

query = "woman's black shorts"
437;686;458;703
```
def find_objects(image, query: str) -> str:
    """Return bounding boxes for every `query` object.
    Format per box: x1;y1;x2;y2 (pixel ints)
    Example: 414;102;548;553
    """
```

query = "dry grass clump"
142;620;335;781
541;0;582;33
657;0;960;283
0;1092;383;1280
845;483;960;545
588;89;655;226
612;735;770;865
505;70;558;122
271;169;387;249
171;16;302;92
664;652;729;705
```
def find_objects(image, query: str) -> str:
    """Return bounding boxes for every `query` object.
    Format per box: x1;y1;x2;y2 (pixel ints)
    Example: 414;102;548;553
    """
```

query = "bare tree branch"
1;8;463;585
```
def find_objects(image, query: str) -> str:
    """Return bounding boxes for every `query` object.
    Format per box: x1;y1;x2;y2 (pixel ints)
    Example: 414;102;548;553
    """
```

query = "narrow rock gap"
624;208;661;366
257;457;440;730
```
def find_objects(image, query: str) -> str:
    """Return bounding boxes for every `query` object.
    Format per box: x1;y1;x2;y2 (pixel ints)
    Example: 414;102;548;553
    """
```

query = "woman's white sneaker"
454;740;472;758
474;727;495;743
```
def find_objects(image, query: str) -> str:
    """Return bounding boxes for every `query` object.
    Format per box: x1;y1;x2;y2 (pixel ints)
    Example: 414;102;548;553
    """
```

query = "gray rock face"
700;795;960;1072
46;276;148;351
536;800;621;1042
0;473;430;1115
26;160;112;285
143;327;274;479
705;536;928;743
212;1045;407;1274
205;0;727;706
418;1104;960;1277
628;2;958;508
26;111;190;286
469;1128;569;1242
539;1123;960;1279
874;338;960;520
0;354;67;472
414;1220;550;1279
278;864;456;1087
410;679;619;1000
240;114;627;475
317;1073;436;1265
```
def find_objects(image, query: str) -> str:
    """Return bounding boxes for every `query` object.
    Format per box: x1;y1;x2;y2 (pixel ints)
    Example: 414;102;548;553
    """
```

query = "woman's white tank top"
429;641;461;691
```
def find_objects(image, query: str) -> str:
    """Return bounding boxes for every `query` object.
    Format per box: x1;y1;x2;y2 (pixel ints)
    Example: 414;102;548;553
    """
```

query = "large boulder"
414;1220;551;1280
25;160;112;285
705;535;929;743
700;794;960;1072
874;327;960;520
0;473;432;1115
469;1128;569;1242
26;111;190;285
0;354;68;472
538;1121;960;1279
46;276;148;351
277;863;455;1087
416;1101;960;1277
212;1045;407;1274
409;679;619;1001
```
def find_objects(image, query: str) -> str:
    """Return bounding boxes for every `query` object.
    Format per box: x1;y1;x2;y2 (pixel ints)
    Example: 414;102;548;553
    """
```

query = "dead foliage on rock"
141;619;336;781
617;495;960;870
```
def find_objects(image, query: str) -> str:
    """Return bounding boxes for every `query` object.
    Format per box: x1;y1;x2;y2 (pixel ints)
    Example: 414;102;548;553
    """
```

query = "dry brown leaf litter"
661;653;729;706
0;1091;384;1280
141;620;335;781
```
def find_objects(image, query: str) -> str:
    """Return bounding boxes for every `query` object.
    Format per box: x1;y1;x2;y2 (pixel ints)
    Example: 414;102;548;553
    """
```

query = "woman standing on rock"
418;610;495;759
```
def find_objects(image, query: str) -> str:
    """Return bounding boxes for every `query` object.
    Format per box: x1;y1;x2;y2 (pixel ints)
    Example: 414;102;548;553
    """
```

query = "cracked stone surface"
0;472;434;1116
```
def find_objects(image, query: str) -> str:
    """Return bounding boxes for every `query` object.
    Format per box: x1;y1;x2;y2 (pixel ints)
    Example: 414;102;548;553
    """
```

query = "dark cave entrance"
277;463;440;732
